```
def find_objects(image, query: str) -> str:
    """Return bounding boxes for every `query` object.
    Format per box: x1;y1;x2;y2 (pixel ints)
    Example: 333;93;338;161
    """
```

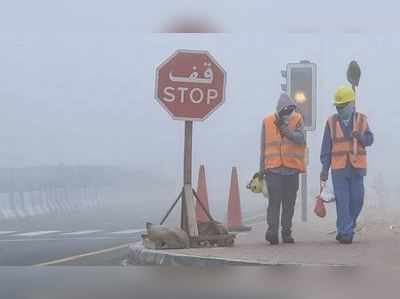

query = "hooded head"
276;93;297;122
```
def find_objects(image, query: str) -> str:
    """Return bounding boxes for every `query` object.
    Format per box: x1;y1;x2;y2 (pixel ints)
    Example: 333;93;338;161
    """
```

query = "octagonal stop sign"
155;50;226;121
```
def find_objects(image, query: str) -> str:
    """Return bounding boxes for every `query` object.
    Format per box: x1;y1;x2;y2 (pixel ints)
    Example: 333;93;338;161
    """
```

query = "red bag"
314;197;327;218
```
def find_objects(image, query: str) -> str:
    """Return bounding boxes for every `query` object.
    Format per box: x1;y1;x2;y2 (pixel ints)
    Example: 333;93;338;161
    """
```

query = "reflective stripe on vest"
328;113;368;170
263;112;306;173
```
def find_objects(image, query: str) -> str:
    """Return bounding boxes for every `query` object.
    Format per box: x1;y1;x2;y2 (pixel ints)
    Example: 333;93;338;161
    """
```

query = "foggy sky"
1;2;399;215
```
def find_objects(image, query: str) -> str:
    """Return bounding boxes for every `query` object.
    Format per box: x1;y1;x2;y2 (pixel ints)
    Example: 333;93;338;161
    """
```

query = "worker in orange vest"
320;86;374;244
260;94;306;245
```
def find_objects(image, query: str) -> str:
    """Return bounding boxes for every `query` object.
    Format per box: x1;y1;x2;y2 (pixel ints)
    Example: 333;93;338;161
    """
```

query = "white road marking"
0;236;138;242
0;231;16;235
0;228;144;240
35;243;130;266
109;229;144;235
14;230;60;237
61;230;103;236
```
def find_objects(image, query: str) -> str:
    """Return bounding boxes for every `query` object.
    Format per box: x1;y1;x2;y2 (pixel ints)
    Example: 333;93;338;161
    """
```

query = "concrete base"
228;225;252;232
128;242;264;266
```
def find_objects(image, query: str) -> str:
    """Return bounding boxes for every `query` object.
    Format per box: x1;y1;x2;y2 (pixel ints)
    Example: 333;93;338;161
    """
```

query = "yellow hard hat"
334;86;355;106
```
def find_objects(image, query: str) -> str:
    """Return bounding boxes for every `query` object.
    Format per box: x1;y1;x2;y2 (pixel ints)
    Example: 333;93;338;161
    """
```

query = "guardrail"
0;187;101;220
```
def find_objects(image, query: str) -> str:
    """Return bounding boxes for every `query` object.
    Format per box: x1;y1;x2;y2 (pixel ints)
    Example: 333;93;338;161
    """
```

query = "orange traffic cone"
196;165;210;223
227;167;251;232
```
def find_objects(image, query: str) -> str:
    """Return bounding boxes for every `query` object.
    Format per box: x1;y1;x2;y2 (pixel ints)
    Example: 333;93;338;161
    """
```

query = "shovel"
347;60;361;161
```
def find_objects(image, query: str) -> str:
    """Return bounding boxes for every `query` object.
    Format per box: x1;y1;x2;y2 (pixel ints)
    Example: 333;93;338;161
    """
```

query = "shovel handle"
352;87;358;158
353;114;358;155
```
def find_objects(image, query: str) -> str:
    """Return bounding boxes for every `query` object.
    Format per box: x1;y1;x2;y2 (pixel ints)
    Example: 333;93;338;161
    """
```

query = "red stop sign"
155;50;226;121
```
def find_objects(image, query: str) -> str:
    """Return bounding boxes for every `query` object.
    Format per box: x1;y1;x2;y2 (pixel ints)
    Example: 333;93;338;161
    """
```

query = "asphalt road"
1;266;399;299
0;200;166;266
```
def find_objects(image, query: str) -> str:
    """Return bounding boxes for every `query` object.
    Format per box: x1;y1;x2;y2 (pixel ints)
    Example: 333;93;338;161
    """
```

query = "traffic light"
283;61;317;131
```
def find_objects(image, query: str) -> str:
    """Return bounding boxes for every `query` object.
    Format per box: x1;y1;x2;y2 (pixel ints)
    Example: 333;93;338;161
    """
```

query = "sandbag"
144;222;189;249
197;221;229;236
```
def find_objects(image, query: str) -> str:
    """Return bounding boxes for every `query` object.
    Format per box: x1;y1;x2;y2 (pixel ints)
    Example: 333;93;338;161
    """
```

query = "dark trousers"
265;172;299;236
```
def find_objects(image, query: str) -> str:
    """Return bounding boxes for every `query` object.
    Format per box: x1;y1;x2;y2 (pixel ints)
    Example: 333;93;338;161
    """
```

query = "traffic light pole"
301;133;308;222
300;174;308;222
283;61;316;223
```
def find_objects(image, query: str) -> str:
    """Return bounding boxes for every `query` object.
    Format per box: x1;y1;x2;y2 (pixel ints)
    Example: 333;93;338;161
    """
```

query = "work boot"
338;235;353;244
265;231;279;245
282;233;295;244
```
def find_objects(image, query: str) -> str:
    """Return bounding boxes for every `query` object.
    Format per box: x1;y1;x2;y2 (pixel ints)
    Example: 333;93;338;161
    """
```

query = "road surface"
0;200;158;266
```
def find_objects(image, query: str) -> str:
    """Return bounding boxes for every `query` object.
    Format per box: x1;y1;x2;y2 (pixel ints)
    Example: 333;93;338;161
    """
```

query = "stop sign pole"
155;50;226;238
182;120;195;235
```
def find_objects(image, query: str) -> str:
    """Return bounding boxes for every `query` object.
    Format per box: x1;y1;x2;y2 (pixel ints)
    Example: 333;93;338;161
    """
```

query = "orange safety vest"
328;112;368;170
264;112;306;173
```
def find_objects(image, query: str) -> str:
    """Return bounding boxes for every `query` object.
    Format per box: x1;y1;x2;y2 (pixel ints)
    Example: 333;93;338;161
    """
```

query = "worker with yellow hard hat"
320;85;374;244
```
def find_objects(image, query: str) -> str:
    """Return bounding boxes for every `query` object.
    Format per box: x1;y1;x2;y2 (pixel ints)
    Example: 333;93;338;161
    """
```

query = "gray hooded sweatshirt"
260;94;306;175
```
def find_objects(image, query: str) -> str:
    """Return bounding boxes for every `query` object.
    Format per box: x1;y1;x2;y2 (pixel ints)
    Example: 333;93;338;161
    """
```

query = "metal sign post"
155;50;226;240
181;120;198;236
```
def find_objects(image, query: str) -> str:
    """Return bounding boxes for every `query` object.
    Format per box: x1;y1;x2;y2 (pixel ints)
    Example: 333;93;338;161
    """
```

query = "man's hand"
255;171;264;179
352;131;362;142
320;171;328;183
319;180;327;194
320;180;327;190
278;123;290;137
275;117;290;136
